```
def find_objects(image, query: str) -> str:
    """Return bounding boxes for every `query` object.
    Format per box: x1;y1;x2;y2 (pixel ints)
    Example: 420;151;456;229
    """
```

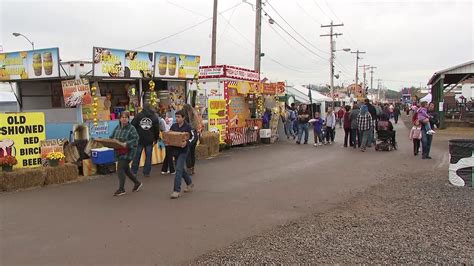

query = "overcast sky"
1;0;473;91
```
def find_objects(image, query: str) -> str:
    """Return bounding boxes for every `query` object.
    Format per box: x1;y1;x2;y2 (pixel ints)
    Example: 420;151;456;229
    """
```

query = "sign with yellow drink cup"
154;52;200;79
0;112;46;169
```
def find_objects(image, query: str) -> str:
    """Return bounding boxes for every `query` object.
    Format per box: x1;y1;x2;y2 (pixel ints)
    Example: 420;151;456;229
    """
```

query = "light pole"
12;32;34;50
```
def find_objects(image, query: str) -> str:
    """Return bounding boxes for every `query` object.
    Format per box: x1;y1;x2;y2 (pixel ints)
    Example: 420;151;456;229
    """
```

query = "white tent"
420;93;432;103
286;85;310;104
311;90;333;102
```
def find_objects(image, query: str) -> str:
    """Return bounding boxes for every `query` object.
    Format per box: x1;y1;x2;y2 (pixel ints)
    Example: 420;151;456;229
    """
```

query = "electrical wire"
266;1;329;55
262;7;328;61
217;4;239;46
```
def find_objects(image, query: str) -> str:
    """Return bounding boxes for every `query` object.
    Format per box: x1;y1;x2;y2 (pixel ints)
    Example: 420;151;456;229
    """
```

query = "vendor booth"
1;46;200;177
189;65;286;146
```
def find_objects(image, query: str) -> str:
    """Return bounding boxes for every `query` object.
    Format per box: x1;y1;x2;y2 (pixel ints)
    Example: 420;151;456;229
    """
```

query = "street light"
12;32;34;50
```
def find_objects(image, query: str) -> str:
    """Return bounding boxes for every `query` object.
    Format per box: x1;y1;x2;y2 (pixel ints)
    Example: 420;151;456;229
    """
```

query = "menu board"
208;99;227;144
228;95;250;128
0;48;60;81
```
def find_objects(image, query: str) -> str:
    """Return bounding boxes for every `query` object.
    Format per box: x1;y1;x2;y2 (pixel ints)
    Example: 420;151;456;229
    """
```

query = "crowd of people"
110;103;202;199
284;99;439;159
283;99;401;152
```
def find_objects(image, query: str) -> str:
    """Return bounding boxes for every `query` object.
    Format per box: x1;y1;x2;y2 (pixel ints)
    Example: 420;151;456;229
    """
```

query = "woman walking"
343;105;352;147
110;111;142;196
325;107;336;144
183;104;202;175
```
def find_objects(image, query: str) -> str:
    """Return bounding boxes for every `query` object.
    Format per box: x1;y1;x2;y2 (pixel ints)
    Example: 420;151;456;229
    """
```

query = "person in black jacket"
167;110;195;199
131;104;160;177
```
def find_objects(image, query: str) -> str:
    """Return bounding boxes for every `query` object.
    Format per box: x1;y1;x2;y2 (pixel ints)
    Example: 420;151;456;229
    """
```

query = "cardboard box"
163;132;189;147
259;129;271;138
95;138;126;149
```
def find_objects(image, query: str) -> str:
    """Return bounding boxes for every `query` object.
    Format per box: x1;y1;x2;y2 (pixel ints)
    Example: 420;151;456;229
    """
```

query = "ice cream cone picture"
0;54;5;60
20;51;27;58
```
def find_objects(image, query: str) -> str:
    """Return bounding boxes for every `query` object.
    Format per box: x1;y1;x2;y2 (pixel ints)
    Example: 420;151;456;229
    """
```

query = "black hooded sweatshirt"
131;107;160;146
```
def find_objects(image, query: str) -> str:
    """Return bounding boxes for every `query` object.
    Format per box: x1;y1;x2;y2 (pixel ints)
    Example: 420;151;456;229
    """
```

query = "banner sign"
0;112;46;168
262;83;276;95
199;66;225;78
208;99;227;144
276;82;286;95
154;52;200;79
0;48;60;81
61;78;92;107
199;65;260;82
93;47;153;78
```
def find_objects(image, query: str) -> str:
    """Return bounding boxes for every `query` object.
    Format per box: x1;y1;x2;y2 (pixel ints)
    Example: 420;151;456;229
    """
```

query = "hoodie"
131;107;160;146
312;117;324;133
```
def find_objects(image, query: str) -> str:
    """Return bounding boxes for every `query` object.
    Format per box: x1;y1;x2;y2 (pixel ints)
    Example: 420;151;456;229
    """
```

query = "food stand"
189;66;286;146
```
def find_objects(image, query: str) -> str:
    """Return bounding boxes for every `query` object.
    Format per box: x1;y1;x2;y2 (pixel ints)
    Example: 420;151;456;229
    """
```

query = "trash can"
448;139;474;187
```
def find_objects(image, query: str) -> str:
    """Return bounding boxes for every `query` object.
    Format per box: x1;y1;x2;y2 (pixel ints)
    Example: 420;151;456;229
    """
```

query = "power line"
262;7;328;61
217;4;239;46
265;1;328;55
324;0;342;23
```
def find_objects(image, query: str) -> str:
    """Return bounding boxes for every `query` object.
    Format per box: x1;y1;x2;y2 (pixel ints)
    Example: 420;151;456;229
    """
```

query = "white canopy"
420;93;432;103
311;90;333;102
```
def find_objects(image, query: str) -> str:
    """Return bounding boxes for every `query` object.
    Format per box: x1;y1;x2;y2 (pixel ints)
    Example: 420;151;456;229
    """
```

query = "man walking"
131;104;160;178
296;104;310;144
167;110;195;199
357;105;372;152
364;99;377;147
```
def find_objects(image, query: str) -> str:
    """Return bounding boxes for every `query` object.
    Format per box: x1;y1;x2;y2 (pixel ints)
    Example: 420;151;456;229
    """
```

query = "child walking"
311;112;325;146
409;120;423;156
416;102;436;135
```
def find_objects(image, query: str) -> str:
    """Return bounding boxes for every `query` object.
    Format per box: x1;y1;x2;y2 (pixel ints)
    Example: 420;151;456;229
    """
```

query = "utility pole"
211;0;218;65
320;21;344;109
368;66;377;99
359;64;370;96
254;0;262;72
351;50;365;88
376;79;382;101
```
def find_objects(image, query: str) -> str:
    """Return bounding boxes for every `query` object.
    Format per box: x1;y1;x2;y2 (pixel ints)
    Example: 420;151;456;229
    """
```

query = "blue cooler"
91;148;116;165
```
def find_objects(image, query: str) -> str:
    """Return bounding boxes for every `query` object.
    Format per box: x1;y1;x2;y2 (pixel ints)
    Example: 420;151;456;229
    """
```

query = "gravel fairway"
194;167;473;264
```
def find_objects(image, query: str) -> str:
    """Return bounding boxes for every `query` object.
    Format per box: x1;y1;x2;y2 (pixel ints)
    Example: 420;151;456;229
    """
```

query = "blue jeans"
285;120;295;137
131;144;153;176
421;127;433;158
297;122;309;143
360;130;370;149
173;150;192;192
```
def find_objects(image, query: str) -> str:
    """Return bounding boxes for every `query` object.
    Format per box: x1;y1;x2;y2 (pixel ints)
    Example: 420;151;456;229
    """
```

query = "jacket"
312;117;324;133
367;103;377;120
357;106;372;131
170;122;195;155
409;126;422;140
343;112;351;129
110;123;139;161
325;113;336;128
349;109;360;129
131;108;160;146
417;107;430;121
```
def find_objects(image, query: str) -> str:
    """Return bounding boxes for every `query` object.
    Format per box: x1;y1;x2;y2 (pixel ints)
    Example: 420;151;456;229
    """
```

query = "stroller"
375;130;397;151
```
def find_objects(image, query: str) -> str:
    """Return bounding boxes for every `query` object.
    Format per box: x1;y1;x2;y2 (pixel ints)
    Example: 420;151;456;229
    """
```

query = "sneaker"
183;183;194;193
170;191;180;199
170;171;176;175
304;141;308;144
296;141;301;145
161;171;168;175
427;130;436;135
313;143;318;147
113;190;126;196
132;182;143;192
318;143;323;146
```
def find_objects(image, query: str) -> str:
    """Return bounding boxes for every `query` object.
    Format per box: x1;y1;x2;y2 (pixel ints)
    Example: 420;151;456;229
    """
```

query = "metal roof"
428;61;474;85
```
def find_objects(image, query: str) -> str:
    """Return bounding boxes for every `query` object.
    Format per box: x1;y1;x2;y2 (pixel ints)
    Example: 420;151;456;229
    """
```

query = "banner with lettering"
0;112;46;168
61;78;92;107
208;99;227;144
154;52;200;79
0;48;60;81
93;47;153;78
